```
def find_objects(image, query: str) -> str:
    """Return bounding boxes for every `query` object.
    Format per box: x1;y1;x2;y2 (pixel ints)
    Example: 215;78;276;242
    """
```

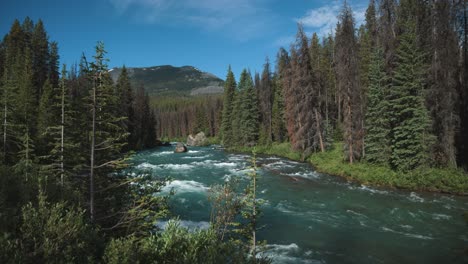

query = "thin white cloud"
107;0;275;41
296;1;366;38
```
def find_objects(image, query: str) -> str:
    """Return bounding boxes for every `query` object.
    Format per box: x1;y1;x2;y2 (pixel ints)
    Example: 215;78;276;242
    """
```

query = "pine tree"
220;66;236;147
115;66;135;150
1;20;25;163
335;3;363;163
389;21;433;171
378;0;398;73
258;58;273;145
365;49;391;164
287;24;324;156
271;48;289;143
320;35;337;136
427;0;460;167
231;83;242;145
239;70;259;146
366;0;378;46
456;0;468;169
48;41;59;88
88;42;128;222
31;19;49;100
133;84;157;149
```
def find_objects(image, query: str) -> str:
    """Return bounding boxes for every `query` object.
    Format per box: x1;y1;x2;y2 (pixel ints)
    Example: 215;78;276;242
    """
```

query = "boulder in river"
174;142;188;153
187;132;207;146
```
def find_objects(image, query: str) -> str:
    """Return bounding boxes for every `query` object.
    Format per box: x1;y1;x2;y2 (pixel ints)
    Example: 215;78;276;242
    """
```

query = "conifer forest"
1;0;468;263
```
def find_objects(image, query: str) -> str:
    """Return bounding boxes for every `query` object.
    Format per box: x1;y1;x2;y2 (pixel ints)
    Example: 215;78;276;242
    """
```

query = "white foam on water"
156;220;210;231
151;151;173;157
162;180;209;193
137;162;159;170
443;204;453;210
408;192;425;203
262;244;318;264
181;155;211;160
400;225;413;230
190;160;215;166
348;185;388;195
359;185;388;195
431;213;452;221
265;161;296;169
287;171;320;180
346;209;368;218
213;162;238;168
381;226;433;240
160;163;194;170
275;201;301;215
229;168;253;176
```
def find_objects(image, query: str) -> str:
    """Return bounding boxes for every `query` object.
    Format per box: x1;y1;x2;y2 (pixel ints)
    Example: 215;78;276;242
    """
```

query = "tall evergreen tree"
365;49;391;164
287;24;324;156
365;0;378;46
31;19;49;100
48;41;59;88
378;0;398;73
456;0;468;169
258;58;273;145
389;21;433;171
220;66;236;147
335;3;363;163
239;70;259;146
271;48;289;143
115;66;135;150
88;42;128;222
320;35;337;131
427;0;460;167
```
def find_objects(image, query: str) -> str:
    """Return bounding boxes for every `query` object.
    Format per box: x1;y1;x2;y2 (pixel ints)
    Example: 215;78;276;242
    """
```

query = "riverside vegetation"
1;0;468;263
219;0;468;194
0;19;269;263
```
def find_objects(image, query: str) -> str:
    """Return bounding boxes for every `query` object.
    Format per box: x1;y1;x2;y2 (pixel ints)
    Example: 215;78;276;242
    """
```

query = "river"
129;145;468;264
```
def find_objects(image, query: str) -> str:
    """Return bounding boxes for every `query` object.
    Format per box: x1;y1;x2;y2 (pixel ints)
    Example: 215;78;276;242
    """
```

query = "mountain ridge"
109;65;224;96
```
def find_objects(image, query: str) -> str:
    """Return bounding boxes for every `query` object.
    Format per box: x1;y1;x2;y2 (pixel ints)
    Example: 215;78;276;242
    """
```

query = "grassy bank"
230;142;468;195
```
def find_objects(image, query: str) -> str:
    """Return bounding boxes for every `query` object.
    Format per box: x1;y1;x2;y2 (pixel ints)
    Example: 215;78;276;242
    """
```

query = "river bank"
133;144;468;263
228;142;468;195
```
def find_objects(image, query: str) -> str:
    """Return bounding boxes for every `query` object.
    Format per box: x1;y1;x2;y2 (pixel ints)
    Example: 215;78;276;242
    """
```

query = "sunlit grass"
230;141;468;194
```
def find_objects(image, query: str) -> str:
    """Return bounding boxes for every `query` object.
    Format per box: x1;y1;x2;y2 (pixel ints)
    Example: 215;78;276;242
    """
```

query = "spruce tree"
88;42;128;222
271;48;289;143
428;0;460;167
239;70;259;146
287;24;324;156
389;21;433;171
335;3;363;163
116;66;135;150
220;66;236;147
258;58;273;145
31;19;49;100
365;49;391;164
48;42;60;88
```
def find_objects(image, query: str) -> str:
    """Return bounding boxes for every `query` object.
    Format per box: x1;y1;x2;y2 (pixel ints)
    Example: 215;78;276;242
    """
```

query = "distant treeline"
219;0;468;172
151;95;223;139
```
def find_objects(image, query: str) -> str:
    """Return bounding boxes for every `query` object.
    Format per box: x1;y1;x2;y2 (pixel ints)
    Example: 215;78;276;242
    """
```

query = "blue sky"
1;0;368;80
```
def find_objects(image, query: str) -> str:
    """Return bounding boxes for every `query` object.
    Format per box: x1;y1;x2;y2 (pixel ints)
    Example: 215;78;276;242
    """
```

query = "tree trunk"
3;97;7;160
60;75;65;187
315;108;325;152
90;74;97;222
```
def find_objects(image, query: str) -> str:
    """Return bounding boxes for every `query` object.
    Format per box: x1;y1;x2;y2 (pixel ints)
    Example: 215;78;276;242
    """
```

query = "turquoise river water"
129;145;468;264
